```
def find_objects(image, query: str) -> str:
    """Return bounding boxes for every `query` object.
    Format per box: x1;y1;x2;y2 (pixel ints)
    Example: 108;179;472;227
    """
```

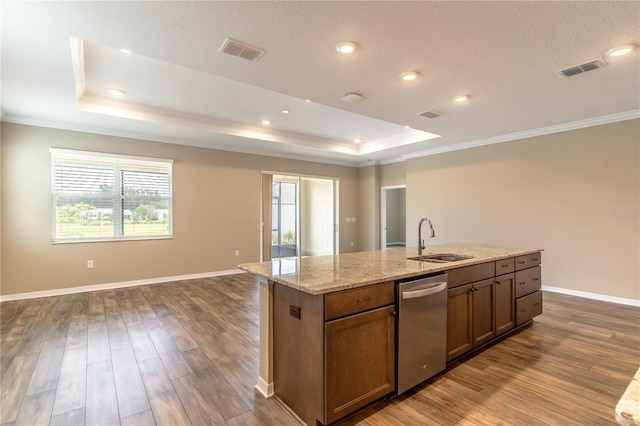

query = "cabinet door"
472;278;495;347
494;273;515;336
325;305;395;424
447;284;473;361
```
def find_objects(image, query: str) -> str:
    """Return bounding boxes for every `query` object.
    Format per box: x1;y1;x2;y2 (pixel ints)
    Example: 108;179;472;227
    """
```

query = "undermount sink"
407;253;474;263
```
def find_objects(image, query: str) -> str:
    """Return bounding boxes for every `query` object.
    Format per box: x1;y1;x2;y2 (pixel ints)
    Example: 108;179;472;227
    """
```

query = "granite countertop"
616;367;640;425
238;243;543;295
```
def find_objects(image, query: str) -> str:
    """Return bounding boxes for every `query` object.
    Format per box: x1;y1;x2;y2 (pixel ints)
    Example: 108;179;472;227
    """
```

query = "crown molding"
1;115;362;168
403;110;640;160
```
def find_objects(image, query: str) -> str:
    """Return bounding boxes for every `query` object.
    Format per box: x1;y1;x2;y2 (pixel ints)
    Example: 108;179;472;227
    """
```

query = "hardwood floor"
1;274;638;425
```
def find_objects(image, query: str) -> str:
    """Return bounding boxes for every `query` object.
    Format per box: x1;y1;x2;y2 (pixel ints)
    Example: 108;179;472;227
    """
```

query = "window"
51;148;173;242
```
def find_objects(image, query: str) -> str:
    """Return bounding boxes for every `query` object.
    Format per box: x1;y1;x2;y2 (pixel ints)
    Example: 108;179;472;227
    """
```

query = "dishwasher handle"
401;282;447;299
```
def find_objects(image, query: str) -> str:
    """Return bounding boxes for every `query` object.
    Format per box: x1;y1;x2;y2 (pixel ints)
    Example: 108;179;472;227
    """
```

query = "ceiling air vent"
557;58;606;78
219;38;265;62
419;109;444;119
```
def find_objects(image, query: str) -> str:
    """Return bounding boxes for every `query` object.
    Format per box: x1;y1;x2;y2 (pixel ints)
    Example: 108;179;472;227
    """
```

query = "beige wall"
0;123;359;296
358;165;380;251
380;161;405;187
406;119;639;300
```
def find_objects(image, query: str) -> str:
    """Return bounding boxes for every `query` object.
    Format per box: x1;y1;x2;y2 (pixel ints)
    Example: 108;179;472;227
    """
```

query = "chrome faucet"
417;217;435;255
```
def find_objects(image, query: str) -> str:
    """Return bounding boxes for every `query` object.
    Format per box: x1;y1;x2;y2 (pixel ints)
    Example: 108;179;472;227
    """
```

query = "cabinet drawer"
447;262;495;288
515;266;541;298
515;252;541;271
516;290;543;325
325;281;394;321
495;258;515;275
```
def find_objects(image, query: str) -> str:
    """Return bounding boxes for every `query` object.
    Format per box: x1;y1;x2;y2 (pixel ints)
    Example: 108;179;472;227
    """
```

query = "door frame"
261;171;339;260
380;184;406;250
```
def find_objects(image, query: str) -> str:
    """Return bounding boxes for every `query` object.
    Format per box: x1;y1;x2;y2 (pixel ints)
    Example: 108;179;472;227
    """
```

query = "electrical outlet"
350;241;354;247
235;249;240;256
351;217;357;223
345;217;351;223
87;260;94;269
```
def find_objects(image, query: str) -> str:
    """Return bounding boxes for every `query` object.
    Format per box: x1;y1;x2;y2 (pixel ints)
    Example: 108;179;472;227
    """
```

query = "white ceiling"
1;1;639;167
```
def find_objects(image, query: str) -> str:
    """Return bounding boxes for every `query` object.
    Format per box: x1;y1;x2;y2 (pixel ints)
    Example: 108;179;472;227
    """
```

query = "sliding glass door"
272;178;298;258
263;173;337;260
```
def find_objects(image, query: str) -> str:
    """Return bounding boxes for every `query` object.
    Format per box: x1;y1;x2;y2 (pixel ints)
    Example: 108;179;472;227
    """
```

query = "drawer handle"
532;258;539;261
356;296;371;304
501;264;510;268
519;309;527;312
518;261;526;264
495;281;501;285
532;278;539;281
533;303;540;307
518;282;526;286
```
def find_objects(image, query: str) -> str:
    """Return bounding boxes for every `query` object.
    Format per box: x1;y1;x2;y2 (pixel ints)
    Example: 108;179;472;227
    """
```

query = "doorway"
262;173;338;261
381;185;406;249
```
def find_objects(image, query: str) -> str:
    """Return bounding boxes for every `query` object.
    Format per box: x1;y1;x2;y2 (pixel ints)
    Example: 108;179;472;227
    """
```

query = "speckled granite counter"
239;243;542;295
616;367;640;425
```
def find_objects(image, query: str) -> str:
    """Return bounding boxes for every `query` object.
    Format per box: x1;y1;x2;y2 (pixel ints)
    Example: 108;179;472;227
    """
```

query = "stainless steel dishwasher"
396;273;448;394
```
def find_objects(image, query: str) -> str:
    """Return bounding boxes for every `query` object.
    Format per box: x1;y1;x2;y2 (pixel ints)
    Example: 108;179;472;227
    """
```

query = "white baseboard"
0;269;246;302
255;376;274;399
542;285;640;307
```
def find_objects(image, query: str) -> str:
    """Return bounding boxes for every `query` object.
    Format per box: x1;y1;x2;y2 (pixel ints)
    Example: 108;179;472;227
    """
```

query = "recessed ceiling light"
400;71;419;81
109;88;125;97
281;109;290;114
261;119;272;125
119;48;132;55
304;99;312;103
607;44;636;57
404;125;411;129
452;94;470;102
354;138;362;144
342;92;364;102
336;41;357;54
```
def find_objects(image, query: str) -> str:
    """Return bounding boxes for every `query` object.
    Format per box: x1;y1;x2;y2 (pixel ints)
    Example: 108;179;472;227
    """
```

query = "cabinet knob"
391;311;397;316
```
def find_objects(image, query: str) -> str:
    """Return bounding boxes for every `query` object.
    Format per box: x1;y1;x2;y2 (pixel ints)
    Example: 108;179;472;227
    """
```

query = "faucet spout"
417;217;435;255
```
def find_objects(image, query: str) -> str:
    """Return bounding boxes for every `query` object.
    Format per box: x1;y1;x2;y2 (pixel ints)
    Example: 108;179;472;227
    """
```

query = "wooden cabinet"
447;252;542;362
516;290;543;325
515;266;541;298
446;277;495;361
273;281;395;426
325;305;395;424
515;252;541;271
472;278;496;347
514;253;542;326
446;283;473;360
494;272;515;336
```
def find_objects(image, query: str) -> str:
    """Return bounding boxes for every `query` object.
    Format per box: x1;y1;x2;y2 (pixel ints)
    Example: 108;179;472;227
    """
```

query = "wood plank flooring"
1;274;638;425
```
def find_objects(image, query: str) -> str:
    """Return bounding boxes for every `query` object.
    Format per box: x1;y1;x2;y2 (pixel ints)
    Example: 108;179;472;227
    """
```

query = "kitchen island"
239;243;543;425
